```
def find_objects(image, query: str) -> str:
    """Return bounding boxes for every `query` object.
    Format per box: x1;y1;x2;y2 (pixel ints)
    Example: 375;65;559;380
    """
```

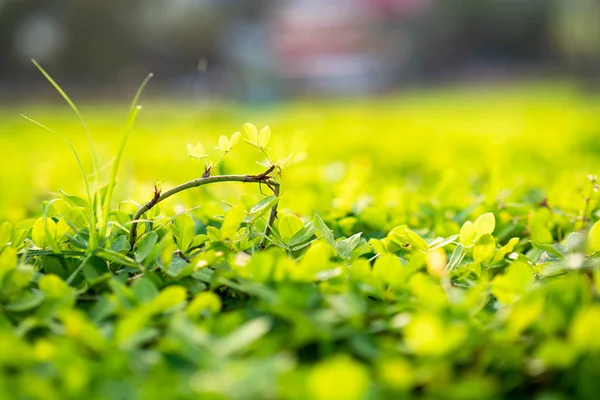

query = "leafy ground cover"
1;80;600;399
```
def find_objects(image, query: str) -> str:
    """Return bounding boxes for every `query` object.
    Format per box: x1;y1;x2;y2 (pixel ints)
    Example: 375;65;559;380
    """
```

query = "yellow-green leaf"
32;217;57;249
244;123;258;145
173;213;195;251
459;220;477;246
218;135;230;152
149;286;187;314
230;131;241;147
588;220;600;255
474;212;495;238
258;125;271;148
0;221;12;248
278;214;304;243
473;234;496;263
187;142;206;159
221;206;246;240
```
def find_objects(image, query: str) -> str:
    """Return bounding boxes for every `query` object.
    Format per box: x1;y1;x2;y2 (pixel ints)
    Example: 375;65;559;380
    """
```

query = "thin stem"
66;253;94;284
129;171;278;248
259;182;280;250
260;148;275;166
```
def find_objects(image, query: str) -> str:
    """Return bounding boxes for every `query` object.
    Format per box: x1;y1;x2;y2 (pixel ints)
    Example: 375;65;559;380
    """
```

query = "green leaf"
278;214;304;244
492;237;520;263
186;292;222;319
244;123;258;145
249;195;278;219
96;249;140;269
531;241;566;260
372;253;404;289
459;221;477;246
229;131;241;147
570;306;600;351
221;206;246;240
110;235;130;253
214;317;272;357
218;135;230;152
289;221;318;249
187;142;207;159
588;220;600;255
314;214;336;248
131;277;159;303
149;285;187;313
32;217;57;249
491;261;535;305
173;213;195;251
38;274;72;299
429;234;458;250
158;233;176;271
258;125;271;148
445;244;466;272
335;232;363;259
473;234;496;263
135;232;158;263
0;221;12;248
474;213;495;238
403;228;429;252
5;290;45;312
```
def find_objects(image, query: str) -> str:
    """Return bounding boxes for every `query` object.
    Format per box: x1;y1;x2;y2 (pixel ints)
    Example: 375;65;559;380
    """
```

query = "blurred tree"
552;0;600;89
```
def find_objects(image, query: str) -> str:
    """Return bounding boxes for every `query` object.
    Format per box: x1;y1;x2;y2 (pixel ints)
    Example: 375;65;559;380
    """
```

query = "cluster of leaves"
3;178;600;399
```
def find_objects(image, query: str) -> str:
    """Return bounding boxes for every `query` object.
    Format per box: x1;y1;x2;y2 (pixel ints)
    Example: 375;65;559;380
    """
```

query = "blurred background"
1;0;600;223
1;0;600;102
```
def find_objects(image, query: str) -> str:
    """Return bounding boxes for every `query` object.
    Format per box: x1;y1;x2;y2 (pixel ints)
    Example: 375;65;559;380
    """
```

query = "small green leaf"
187;142;207;159
221;206;246;240
244;123;258;145
135;232;158;263
473;234;496;263
373;253;404;289
588;220;600;255
32;217;57;249
110;235;130;253
5;290;45;312
186;292;222;318
258;125;271;148
131;277;159;303
249;195;278;219
531;241;565;260
459;221;477;246
149;286;187;313
214;317;272;357
445;244;466;271
96;249;140;269
474;213;495;238
314;214;335;248
218;135;230;152
289;221;317;249
0;221;12;248
278;214;304;244
158;233;176;271
335;232;363;259
403;228;429;252
230;131;241;147
173;213;195;251
39;274;72;299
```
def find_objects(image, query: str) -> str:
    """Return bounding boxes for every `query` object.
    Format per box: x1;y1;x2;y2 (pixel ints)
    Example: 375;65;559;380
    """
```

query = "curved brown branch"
129;171;279;249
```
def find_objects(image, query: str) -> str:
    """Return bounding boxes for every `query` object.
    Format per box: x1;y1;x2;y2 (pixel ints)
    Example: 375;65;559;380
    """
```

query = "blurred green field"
3;83;600;399
2;83;599;224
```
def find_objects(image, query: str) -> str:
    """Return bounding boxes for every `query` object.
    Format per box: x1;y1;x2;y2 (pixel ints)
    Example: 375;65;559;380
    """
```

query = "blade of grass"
31;59;99;186
20;115;96;248
32;59;101;249
100;73;153;240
